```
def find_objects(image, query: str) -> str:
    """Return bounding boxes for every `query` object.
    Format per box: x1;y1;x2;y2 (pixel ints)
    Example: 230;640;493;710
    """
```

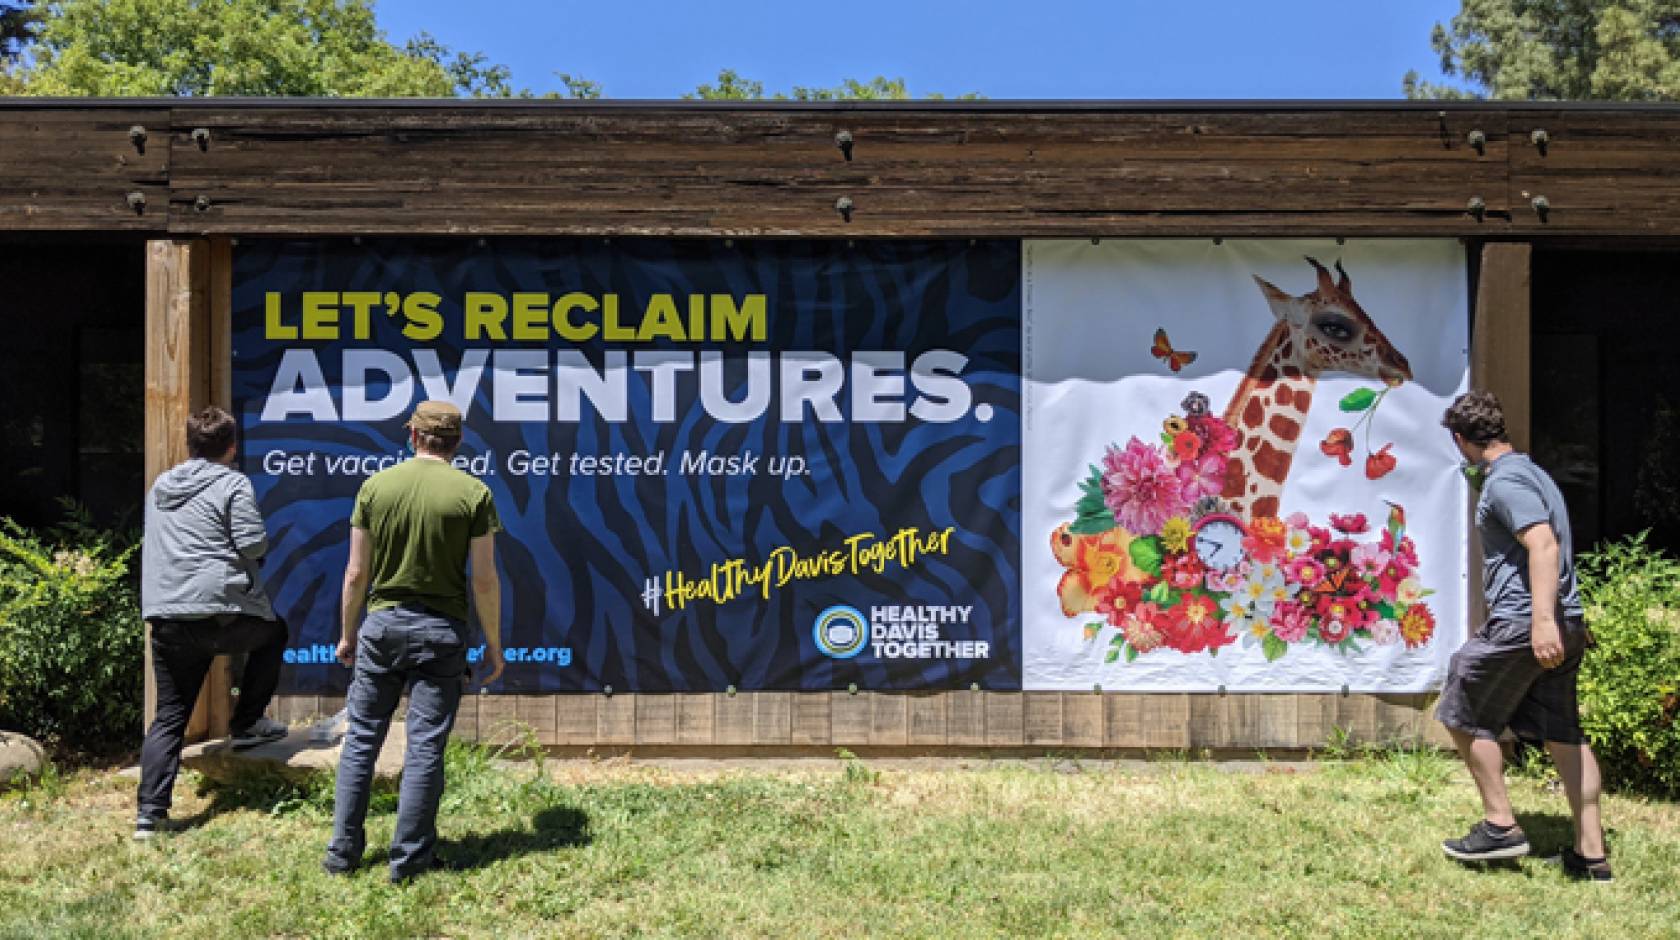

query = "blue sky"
376;0;1468;100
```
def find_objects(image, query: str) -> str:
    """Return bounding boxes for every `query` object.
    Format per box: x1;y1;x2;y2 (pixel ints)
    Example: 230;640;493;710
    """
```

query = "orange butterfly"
1311;565;1356;596
1150;328;1198;372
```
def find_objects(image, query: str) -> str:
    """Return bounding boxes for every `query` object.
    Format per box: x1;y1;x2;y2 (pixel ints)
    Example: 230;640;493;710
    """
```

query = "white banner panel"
1023;239;1469;692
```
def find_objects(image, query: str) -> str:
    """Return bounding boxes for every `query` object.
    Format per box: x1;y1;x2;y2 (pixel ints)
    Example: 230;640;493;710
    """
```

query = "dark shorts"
1436;617;1589;745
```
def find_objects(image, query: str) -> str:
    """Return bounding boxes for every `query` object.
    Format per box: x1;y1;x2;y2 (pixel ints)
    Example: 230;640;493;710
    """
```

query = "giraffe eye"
1314;317;1356;342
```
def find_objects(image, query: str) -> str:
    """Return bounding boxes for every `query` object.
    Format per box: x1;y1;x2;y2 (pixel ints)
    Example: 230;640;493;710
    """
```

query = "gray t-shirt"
1475;452;1583;622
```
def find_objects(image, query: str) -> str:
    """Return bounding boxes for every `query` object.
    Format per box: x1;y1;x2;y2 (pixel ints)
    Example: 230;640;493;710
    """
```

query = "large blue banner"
234;240;1022;693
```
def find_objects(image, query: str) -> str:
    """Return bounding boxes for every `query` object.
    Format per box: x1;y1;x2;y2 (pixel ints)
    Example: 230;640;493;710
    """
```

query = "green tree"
1406;0;1680;100
16;0;521;97
554;72;602;99
0;0;38;92
685;68;980;101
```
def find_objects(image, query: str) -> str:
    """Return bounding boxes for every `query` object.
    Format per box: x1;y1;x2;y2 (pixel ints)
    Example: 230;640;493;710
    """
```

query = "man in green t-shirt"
324;400;505;883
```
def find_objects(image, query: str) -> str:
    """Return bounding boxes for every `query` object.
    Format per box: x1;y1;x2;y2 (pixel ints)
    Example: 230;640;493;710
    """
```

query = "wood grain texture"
984;693;1025;746
144;239;211;739
9;104;1680;235
753;692;793;745
675;694;715;745
515;695;559;746
947;690;987;746
791;693;832;746
633;694;677;745
597;693;635;744
830;691;872;746
261;690;1439;750
1023;693;1064;747
714;692;754;746
555;694;598;745
907;694;948;746
0;110;169;230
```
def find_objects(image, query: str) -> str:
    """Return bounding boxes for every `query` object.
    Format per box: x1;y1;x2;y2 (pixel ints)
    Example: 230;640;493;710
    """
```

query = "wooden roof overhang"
3;98;1679;239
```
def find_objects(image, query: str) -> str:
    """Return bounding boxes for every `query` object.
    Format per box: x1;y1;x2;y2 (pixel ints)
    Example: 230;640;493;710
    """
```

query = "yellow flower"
1160;516;1192;553
1163;416;1189;435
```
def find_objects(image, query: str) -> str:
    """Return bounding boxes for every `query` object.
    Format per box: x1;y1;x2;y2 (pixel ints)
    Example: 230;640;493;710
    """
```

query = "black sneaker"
389;855;462;885
133;814;169;841
1442;820;1531;862
322;856;356;877
230;717;288;750
1553;847;1614;883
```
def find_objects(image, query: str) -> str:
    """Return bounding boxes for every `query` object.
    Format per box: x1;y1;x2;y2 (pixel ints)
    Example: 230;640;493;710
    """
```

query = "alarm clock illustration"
1191;513;1248;570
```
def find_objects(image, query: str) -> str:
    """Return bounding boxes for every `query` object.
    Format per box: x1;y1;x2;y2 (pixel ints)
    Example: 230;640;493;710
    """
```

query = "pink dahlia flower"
1101;439;1186;535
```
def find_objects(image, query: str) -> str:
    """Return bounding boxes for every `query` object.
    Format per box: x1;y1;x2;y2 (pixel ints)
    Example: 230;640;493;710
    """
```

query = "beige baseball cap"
405;400;463;436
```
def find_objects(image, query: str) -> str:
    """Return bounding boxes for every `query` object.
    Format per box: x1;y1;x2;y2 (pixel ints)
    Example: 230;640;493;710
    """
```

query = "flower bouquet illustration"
1051;258;1438;663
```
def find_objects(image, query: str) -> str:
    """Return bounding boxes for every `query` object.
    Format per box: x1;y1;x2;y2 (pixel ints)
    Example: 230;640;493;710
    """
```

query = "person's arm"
336;527;372;668
229;477;269;560
470;532;504;685
1520;523;1566;669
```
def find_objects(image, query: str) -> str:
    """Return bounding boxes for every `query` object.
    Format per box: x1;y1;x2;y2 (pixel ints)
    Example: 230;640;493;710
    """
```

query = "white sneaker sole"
1442;841;1531;862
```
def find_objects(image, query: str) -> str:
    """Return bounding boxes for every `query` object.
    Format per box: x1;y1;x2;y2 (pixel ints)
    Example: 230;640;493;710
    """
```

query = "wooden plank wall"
3;103;1680;237
270;690;1446;751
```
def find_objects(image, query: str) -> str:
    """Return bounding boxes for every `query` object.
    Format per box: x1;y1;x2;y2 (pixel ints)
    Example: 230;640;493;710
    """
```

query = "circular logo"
813;605;868;659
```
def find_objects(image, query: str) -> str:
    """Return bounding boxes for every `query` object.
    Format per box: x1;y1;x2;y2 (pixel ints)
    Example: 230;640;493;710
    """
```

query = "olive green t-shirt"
350;456;500;623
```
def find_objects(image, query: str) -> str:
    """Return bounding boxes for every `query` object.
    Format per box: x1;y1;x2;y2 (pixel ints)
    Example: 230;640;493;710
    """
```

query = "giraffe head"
1252;257;1412;387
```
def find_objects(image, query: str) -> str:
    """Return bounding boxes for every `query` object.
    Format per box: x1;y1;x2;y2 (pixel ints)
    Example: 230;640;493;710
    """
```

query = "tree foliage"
686;68;980;101
15;0;517;97
1406;0;1680;100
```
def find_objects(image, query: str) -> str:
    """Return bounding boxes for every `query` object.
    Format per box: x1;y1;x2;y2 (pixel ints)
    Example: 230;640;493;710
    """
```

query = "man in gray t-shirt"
1434;391;1610;882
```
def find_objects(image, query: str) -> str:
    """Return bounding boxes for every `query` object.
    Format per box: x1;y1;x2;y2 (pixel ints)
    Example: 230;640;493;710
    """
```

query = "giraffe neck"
1220;322;1316;521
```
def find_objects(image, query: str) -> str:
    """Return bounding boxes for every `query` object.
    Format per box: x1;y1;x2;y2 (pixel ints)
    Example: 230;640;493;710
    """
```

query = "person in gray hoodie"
135;406;289;839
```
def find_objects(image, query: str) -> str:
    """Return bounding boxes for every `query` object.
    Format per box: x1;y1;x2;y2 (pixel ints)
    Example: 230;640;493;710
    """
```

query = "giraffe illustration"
1220;257;1412;520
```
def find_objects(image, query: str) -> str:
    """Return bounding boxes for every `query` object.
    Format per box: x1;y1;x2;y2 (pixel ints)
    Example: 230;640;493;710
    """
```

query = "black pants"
136;615;289;819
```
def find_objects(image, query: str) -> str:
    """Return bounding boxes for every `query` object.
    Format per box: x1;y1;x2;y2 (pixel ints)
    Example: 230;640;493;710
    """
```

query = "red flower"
1243;516;1288;564
1329;512;1369;534
1314;593;1359;639
1318;613;1354;645
1400;604;1437;648
1161;594;1230;654
1320;428;1354;467
1191;415;1240;457
1092;579;1145;628
1171;431;1202;462
1365;443;1397;480
1162;552;1207;591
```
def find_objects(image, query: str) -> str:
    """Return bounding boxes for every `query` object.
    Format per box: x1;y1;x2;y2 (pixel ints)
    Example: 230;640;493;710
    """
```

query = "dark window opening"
0;243;145;530
1532;249;1680;554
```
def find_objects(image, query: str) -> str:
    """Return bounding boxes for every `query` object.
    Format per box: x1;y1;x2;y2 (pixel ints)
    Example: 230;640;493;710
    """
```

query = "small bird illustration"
1383;501;1406;546
1150;328;1197;372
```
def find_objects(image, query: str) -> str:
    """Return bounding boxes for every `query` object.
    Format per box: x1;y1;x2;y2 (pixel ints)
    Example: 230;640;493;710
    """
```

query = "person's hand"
1532;618;1566;669
477;646;505;687
335;636;355;669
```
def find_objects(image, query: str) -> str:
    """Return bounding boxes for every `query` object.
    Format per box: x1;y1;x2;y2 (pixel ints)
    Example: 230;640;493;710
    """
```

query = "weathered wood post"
143;236;237;742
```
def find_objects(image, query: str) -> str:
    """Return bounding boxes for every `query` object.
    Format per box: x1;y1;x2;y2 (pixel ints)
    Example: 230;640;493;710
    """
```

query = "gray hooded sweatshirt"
141;458;276;621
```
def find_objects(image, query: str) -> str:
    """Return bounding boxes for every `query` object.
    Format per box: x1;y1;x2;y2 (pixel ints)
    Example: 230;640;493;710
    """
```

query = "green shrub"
1577;534;1680;798
0;514;142;753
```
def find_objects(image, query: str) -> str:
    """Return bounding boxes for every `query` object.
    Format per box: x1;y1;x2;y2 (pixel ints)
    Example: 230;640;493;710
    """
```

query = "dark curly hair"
185;406;238;459
1441;390;1507;445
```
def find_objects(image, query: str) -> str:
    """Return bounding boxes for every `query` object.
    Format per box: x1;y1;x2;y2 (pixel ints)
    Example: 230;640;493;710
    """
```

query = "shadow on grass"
365;804;593;872
1513;811;1580;855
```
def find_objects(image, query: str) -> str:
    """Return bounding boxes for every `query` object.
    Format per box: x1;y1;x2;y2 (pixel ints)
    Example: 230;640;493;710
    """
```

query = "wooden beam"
144;239;209;737
1471;242;1532;450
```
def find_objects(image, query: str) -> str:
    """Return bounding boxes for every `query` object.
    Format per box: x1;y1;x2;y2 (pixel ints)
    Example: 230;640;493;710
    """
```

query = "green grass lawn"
2;743;1678;939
